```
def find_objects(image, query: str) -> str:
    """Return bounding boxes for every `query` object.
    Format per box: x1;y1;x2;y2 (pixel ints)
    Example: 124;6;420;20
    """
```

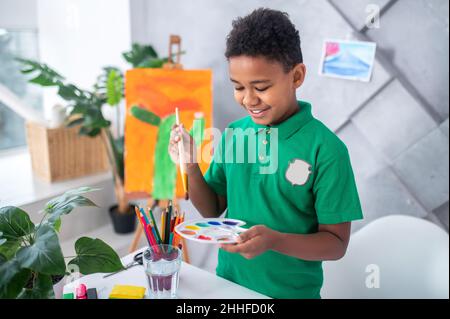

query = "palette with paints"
174;218;247;244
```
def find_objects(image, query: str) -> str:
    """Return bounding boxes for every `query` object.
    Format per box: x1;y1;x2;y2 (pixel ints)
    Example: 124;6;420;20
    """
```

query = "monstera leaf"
122;43;159;67
16;57;65;87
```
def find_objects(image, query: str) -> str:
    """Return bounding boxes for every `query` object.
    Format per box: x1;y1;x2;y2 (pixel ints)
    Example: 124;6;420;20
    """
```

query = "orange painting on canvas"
124;68;212;199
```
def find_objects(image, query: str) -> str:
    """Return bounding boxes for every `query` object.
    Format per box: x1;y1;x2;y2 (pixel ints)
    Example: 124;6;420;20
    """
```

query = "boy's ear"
292;63;306;89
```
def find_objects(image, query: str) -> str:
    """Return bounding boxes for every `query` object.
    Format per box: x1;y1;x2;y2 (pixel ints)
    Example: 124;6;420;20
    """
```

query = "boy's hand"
220;225;280;259
168;124;197;168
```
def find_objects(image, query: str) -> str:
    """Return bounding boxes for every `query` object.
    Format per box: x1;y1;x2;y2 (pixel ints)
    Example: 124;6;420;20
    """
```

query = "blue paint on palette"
222;220;238;226
207;221;221;226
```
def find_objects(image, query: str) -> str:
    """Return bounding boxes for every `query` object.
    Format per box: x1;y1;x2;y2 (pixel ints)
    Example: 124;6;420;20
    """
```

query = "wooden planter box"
25;122;110;182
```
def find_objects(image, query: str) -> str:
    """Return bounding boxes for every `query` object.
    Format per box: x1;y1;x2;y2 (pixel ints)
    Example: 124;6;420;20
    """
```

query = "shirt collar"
251;101;314;140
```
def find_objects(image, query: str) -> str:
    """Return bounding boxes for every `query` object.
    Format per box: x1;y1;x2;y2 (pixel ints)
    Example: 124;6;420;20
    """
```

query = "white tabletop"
63;247;270;299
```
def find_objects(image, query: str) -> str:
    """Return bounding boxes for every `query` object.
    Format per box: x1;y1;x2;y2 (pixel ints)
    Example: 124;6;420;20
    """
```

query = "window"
0;28;42;151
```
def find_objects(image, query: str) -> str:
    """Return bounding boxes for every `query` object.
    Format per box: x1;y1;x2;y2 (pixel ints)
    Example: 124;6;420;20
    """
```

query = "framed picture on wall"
319;39;377;82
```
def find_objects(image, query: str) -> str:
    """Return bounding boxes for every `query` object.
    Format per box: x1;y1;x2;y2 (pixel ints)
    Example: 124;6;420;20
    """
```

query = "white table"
63;247;270;299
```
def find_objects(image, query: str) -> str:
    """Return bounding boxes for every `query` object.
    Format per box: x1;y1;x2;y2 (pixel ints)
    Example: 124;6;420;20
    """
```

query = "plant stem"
116;103;120;139
33;210;49;241
101;128;129;214
64;254;98;258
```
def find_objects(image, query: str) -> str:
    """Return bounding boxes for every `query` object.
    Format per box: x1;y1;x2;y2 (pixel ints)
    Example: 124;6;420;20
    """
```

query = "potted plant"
0;187;125;299
16;44;180;234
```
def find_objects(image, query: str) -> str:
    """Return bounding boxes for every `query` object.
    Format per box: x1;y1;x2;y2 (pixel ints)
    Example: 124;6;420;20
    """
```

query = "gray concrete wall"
130;0;449;232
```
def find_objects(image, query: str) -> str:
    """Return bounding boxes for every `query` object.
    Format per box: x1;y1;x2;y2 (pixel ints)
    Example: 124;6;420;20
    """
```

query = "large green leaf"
138;58;166;68
0;206;35;241
0;231;5;246
68;237;123;274
0;239;20;260
82;107;110;129
137;51;186;68
131;105;161;126
0;259;32;299
64;186;101;196
17;274;55;299
122;43;159;67
15;225;66;275
57;83;87;102
66;117;84;128
16;58;65;87
44;189;98;224
79;126;102;137
53;218;62;232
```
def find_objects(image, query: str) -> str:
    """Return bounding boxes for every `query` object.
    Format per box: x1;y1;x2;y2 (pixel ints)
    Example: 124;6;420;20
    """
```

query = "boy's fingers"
220;243;242;253
221;240;255;254
238;226;261;242
169;144;178;154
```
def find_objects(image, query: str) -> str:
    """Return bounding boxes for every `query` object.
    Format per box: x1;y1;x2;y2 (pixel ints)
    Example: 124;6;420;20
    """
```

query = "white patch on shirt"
285;159;312;186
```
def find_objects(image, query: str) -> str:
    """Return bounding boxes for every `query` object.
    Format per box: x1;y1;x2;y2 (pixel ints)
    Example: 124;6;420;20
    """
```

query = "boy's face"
229;55;305;126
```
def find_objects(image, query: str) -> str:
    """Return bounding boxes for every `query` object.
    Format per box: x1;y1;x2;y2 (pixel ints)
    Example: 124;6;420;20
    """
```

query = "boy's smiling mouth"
247;106;271;119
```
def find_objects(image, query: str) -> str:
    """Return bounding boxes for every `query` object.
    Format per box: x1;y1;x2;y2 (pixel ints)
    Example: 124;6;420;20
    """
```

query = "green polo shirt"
203;101;363;299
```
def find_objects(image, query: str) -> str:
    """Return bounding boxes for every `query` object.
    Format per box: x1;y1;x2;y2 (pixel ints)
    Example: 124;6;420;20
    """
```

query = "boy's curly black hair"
225;8;303;72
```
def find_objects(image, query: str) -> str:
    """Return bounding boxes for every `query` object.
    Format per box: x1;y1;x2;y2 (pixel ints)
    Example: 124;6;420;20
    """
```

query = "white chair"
321;215;449;299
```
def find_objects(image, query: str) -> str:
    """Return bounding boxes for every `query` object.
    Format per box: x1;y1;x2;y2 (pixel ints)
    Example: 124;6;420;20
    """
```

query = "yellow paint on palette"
109;285;146;299
185;225;201;231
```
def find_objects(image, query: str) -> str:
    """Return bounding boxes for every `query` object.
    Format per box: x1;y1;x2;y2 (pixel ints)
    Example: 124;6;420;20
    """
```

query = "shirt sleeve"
203;133;227;196
313;143;363;224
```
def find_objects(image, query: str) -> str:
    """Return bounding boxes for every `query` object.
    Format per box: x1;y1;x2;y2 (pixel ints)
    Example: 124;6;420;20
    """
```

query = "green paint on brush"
152;114;177;199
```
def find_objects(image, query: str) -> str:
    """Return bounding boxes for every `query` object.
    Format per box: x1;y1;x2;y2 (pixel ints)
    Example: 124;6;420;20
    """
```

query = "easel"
163;34;183;70
128;35;190;264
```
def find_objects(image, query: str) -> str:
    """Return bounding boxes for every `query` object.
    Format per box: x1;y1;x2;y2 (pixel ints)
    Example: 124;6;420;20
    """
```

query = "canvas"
124;68;213;200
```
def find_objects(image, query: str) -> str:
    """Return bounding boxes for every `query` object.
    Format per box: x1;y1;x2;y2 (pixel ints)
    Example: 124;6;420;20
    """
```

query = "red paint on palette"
197;235;212;240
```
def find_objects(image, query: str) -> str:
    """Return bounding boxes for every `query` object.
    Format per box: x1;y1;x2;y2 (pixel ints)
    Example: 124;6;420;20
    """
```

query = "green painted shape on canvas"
152;115;177;200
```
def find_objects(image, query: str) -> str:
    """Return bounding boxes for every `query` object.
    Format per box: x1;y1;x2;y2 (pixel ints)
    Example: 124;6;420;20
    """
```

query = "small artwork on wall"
319;39;377;82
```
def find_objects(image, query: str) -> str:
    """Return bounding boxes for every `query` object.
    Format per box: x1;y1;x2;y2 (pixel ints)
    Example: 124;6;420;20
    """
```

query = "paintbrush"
175;107;189;200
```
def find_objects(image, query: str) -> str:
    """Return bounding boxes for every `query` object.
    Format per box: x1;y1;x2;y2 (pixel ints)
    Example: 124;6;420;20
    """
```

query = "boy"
169;8;363;299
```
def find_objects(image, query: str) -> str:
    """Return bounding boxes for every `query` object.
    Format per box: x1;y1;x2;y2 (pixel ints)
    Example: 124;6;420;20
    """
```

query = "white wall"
36;0;132;133
0;0;37;29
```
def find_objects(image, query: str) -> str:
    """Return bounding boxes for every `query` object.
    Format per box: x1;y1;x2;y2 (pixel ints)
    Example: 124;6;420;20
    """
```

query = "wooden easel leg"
128;223;143;253
171;198;189;263
181;237;190;264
